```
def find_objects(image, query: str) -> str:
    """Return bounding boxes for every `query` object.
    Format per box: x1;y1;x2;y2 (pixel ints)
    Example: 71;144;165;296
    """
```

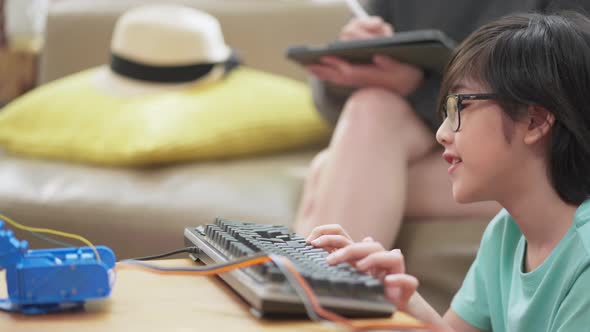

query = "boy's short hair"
439;11;590;205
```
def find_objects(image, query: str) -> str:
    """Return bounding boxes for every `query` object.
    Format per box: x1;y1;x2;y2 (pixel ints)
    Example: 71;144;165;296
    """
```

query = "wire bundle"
117;252;437;331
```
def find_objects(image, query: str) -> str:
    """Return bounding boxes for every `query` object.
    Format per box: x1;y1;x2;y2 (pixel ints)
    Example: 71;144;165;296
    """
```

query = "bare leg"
404;150;502;218
295;149;329;225
294;88;436;245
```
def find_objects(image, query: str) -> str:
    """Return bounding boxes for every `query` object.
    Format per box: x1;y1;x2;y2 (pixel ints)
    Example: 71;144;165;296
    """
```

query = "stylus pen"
345;0;369;19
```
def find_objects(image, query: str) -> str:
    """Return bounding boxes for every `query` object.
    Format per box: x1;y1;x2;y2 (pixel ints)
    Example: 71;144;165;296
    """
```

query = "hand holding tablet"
286;29;457;74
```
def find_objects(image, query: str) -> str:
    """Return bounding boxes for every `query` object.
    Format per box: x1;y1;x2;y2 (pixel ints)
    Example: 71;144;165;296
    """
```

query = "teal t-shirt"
451;200;590;331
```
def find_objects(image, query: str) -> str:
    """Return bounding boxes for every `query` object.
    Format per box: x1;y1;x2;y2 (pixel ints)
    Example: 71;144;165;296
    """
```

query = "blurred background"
0;0;349;107
0;0;46;106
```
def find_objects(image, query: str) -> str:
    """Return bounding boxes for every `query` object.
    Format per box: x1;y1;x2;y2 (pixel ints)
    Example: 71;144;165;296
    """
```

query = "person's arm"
307;0;399;125
307;224;484;332
398;292;485;332
444;309;485;332
307;52;424;130
307;0;385;125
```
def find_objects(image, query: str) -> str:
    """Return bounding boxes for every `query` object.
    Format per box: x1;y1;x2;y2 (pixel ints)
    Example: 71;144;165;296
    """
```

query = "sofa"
0;0;489;314
3;0;347;254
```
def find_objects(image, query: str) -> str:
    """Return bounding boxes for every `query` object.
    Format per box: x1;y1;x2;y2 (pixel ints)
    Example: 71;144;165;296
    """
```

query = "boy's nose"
435;119;453;146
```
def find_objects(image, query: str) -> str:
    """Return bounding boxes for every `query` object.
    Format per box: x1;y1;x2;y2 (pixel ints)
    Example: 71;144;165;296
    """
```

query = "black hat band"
111;53;220;83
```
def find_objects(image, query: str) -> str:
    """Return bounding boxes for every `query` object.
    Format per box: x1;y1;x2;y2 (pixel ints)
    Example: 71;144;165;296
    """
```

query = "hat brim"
208;45;232;64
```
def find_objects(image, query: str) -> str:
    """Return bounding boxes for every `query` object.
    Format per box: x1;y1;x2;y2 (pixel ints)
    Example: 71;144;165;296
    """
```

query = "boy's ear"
524;105;555;145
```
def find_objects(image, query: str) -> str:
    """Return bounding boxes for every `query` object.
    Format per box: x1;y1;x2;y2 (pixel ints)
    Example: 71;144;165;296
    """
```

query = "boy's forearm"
405;292;453;332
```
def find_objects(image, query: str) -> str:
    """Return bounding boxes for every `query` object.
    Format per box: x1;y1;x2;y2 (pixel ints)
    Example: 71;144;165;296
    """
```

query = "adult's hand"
307;55;424;96
340;16;393;41
306;16;423;96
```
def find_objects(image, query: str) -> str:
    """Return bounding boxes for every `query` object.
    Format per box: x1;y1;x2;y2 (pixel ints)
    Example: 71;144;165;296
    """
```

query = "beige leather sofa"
0;0;489;313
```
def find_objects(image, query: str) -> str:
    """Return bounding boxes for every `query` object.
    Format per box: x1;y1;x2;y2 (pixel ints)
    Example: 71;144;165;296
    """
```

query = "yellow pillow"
0;67;330;166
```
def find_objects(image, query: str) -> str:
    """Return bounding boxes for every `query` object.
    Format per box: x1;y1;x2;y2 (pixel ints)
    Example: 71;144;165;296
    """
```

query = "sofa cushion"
0;149;315;258
0;67;330;166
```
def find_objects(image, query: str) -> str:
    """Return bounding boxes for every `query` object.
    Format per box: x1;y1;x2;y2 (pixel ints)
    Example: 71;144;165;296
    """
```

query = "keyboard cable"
117;252;440;332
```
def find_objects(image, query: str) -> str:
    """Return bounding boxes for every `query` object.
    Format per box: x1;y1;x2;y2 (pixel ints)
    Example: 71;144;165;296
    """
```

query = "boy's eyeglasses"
442;93;499;131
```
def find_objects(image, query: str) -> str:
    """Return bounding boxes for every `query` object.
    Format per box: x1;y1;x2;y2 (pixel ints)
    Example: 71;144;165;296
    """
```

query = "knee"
341;88;415;132
307;149;329;182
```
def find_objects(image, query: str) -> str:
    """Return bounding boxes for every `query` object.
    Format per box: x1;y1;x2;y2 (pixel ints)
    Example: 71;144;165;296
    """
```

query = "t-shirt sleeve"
451;249;492;331
549;266;590;331
450;210;510;331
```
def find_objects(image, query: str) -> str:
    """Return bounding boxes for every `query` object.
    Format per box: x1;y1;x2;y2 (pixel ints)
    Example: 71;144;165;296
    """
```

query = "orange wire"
277;256;440;332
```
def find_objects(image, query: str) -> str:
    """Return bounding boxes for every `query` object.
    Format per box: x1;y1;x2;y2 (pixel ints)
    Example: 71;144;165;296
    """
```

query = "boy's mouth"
442;152;462;173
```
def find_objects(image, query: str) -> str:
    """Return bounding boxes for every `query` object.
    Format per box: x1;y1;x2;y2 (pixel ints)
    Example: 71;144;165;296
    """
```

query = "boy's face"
435;79;527;204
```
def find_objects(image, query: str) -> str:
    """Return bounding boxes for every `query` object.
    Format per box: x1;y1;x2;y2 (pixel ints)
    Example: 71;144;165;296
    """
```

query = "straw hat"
93;4;235;96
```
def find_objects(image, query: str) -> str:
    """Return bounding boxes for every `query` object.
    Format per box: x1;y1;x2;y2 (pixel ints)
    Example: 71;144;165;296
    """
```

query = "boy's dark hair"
439;11;590;205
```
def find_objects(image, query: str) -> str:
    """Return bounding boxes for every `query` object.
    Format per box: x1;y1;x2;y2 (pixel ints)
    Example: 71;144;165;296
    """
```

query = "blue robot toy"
0;220;116;314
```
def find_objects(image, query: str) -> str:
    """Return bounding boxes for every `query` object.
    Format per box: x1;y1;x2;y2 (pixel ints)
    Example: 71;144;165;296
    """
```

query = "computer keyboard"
183;218;394;318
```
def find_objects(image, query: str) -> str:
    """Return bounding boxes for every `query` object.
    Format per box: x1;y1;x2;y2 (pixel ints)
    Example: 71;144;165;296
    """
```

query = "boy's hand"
305;224;355;252
325;240;419;311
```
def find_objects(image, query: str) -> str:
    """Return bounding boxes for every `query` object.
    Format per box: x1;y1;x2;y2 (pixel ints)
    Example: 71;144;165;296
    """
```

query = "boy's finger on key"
326;242;384;264
356;250;405;274
310;234;351;249
306;224;349;243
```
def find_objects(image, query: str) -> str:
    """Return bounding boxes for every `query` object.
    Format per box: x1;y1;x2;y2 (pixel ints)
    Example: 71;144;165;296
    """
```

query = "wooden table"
0;259;423;331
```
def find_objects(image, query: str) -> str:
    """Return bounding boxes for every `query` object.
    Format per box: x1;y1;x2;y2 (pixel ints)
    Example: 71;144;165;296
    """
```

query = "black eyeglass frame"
443;93;499;132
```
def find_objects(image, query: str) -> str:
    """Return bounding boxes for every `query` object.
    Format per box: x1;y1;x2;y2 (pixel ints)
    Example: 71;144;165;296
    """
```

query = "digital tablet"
286;29;457;73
